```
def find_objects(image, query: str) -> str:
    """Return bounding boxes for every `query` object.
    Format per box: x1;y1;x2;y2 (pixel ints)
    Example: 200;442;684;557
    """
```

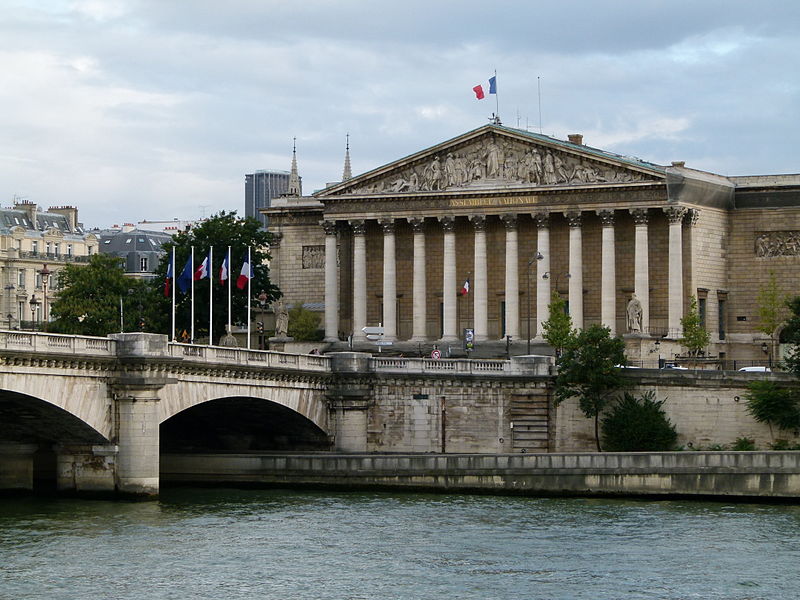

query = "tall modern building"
245;170;291;228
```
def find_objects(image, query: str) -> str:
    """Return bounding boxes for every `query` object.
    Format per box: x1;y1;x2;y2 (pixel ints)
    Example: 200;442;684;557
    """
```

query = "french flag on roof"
473;75;497;100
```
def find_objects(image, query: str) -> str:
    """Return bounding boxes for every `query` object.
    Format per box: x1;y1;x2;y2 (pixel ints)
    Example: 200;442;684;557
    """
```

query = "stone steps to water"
509;396;549;452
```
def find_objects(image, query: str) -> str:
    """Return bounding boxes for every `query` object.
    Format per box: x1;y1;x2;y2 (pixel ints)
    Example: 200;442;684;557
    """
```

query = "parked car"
738;366;771;372
663;363;688;370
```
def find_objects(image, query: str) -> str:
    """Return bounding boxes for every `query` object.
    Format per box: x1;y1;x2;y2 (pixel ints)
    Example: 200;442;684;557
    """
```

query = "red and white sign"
431;349;441;359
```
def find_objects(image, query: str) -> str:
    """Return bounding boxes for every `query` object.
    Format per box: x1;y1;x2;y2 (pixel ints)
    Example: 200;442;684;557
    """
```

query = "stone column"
379;218;397;341
665;206;688;336
534;212;550;338
409;218;427;341
439;216;458;342
566;211;583;330
328;352;372;452
500;214;519;339
350;220;367;343
470;215;489;341
629;208;650;334
597;210;616;335
323;220;339;342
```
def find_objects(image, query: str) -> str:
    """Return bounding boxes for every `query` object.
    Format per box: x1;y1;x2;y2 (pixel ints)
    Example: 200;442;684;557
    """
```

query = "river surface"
1;488;799;600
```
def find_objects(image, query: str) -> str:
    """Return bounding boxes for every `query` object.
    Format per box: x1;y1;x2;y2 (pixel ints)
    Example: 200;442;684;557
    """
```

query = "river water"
1;488;799;600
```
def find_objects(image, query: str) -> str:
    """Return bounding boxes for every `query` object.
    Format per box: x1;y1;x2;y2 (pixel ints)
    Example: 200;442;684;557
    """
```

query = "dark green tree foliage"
601;391;678;451
554;324;628;451
783;296;800;376
148;211;279;341
49;254;153;336
679;295;710;356
745;380;800;436
542;289;574;358
287;302;323;342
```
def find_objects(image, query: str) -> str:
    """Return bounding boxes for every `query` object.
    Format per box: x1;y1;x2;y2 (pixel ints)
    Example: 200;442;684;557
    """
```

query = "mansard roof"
315;123;667;200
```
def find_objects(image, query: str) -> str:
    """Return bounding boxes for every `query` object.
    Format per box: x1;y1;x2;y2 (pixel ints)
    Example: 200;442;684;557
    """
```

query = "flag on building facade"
236;257;252;290
472;75;497;100
460;277;470;296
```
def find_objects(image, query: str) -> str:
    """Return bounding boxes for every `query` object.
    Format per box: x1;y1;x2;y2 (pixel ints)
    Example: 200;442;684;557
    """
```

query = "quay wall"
161;452;800;500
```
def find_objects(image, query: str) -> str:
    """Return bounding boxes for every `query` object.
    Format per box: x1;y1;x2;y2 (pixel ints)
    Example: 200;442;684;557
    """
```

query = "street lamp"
526;252;544;355
29;294;40;331
39;264;50;331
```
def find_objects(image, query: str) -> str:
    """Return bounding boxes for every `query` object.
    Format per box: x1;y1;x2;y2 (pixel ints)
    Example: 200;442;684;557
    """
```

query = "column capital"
564;210;582;228
378;218;395;234
349;219;366;235
663;206;687;224
685;208;700;226
408;217;426;233
469;214;487;231
629;208;649;225
500;213;518;229
438;215;456;232
321;220;337;236
596;209;615;227
533;211;550;228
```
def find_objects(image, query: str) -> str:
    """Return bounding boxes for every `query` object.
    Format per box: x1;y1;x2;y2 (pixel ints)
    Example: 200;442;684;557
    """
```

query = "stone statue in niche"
273;299;289;338
626;294;643;334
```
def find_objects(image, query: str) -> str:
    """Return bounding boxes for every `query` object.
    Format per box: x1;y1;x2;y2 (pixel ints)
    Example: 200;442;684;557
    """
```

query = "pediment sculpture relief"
343;136;653;195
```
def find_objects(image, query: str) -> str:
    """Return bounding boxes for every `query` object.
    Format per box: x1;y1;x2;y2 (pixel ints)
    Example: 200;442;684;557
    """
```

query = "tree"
49;254;153;336
782;296;800;376
147;211;279;342
745;380;800;439
553;324;628;451
679;296;710;357
287;302;323;341
601;390;678;451
542;289;575;358
757;271;787;359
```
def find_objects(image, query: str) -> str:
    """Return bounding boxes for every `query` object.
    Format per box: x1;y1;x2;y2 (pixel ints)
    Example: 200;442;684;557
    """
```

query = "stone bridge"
0;331;551;497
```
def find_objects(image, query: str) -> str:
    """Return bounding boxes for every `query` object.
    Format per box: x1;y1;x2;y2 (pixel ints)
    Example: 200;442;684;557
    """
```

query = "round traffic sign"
431;349;441;359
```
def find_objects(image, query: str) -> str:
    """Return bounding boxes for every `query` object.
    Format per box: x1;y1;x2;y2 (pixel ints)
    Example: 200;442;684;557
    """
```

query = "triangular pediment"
317;124;665;198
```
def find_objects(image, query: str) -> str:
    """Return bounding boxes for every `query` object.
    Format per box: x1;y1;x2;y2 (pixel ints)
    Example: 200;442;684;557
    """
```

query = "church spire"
342;133;352;182
287;137;302;197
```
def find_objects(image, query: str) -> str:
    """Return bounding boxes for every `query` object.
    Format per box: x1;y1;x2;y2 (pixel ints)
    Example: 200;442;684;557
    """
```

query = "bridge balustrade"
167;343;330;372
370;357;514;375
0;331;114;355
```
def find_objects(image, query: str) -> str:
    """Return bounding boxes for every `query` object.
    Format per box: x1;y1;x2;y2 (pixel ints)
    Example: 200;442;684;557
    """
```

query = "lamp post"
29;294;40;331
526;252;544;355
4;284;14;328
39;264;50;331
761;341;770;368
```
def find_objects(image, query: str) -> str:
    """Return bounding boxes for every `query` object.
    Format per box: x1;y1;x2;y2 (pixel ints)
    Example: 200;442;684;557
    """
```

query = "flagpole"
208;246;213;346
190;246;195;343
246;246;252;349
170;246;176;342
494;69;499;121
227;245;232;337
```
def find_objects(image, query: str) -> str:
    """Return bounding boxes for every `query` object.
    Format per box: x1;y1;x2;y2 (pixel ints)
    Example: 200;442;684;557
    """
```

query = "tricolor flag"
236;258;252;290
177;256;193;294
460;277;470;296
164;253;173;297
472;75;497;100
194;251;210;280
219;253;229;286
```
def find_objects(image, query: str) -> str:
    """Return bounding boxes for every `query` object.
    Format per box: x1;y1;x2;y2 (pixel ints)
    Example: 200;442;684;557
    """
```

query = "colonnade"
324;206;691;344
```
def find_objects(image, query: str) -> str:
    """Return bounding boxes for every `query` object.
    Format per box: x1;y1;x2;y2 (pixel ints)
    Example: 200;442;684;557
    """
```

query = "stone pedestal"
56;444;117;494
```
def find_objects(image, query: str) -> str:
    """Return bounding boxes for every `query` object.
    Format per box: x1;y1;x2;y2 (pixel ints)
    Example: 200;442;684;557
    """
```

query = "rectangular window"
18;269;25;288
67;244;73;256
35;273;42;289
140;257;149;272
500;300;507;338
718;300;727;340
46;242;52;255
31;241;38;254
54;244;60;257
698;297;707;328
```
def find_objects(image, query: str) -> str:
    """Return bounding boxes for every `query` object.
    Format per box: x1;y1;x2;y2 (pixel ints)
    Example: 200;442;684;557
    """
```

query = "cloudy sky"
1;1;798;228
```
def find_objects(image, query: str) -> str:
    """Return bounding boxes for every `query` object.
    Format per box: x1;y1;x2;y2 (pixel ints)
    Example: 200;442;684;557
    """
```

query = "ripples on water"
1;489;799;600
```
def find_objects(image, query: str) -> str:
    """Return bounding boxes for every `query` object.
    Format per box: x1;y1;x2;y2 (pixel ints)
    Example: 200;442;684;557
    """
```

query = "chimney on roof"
14;199;37;228
671;161;686;168
568;134;584;145
47;206;78;231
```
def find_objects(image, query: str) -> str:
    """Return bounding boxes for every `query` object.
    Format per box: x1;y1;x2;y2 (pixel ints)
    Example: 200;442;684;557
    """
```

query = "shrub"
601;391;678;451
287;303;323;342
745;381;800;435
769;439;800;450
732;437;757;451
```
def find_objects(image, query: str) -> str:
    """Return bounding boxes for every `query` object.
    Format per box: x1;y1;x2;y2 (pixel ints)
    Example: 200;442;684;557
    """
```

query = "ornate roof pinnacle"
287;137;302;196
342;133;352;182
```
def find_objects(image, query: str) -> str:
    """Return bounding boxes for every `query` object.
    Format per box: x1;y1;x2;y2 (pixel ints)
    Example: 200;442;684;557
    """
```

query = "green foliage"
769;439;800;451
601;390;678;451
554;324;628;451
542;290;575;358
679;296;710;356
745;380;800;435
732;437;757;451
147;211;280;341
757;271;787;338
286;303;323;342
783;296;800;377
49;254;153;336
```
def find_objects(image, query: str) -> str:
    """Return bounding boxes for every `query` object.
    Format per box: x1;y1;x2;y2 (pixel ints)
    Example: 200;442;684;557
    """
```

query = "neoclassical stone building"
265;124;800;361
